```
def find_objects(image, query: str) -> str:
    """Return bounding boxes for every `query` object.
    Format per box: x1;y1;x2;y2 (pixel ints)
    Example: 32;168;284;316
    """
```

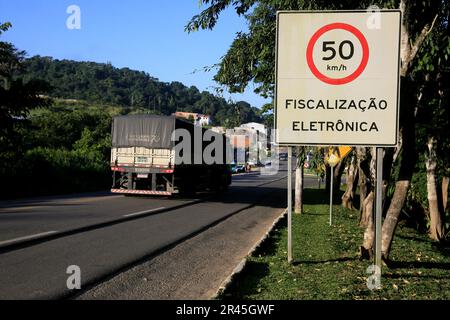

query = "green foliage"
259;102;273;128
0;22;49;177
22;56;262;126
0;22;12;34
221;189;450;300
187;1;389;99
185;0;256;32
413;8;450;176
18;146;109;197
308;147;326;177
407;2;450;234
0;24;114;198
23;105;112;150
409;154;429;210
0;104;113;199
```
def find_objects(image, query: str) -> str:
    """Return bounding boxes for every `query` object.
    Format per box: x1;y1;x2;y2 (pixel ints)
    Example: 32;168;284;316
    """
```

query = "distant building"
211;126;225;134
229;134;251;149
234;124;268;153
228;133;250;164
240;122;267;136
173;111;211;127
224;124;269;165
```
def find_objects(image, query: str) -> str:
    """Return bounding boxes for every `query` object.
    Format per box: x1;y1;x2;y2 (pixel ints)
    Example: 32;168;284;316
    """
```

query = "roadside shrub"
0;147;110;199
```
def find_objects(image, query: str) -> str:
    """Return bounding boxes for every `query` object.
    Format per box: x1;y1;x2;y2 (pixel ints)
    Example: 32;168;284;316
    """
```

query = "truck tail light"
163;169;174;174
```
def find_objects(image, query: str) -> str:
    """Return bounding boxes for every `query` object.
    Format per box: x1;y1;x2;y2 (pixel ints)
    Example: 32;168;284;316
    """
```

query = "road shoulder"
77;196;286;300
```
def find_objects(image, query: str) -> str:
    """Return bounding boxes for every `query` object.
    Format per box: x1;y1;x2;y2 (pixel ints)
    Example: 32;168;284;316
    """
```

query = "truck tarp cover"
112;115;175;149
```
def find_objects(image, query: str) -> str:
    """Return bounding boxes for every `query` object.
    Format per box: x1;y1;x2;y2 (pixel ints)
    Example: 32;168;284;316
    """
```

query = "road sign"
325;146;353;166
325;152;340;167
338;146;352;159
275;10;401;146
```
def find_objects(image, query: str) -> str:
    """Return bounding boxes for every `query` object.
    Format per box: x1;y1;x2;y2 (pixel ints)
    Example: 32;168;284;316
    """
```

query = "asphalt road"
0;161;316;299
0;164;290;244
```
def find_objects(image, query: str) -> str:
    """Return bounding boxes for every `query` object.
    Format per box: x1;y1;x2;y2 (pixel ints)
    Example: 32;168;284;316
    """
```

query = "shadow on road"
218;260;271;300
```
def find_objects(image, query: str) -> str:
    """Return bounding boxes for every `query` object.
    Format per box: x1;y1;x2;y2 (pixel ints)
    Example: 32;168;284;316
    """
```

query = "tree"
22;55;262;127
380;1;448;259
412;14;450;241
341;152;358;210
0;22;48;166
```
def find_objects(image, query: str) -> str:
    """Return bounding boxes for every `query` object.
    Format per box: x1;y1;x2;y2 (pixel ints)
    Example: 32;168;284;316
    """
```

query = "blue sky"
0;0;270;108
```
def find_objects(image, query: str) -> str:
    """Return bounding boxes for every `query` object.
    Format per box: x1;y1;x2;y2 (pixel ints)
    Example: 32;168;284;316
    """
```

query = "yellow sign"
325;146;353;166
338;146;352;159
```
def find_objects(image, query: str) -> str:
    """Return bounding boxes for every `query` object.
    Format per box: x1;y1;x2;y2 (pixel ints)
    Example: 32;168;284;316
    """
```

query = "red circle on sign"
306;23;369;85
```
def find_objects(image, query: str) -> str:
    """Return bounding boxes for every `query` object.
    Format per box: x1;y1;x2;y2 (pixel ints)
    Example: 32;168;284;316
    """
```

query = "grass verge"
220;188;450;300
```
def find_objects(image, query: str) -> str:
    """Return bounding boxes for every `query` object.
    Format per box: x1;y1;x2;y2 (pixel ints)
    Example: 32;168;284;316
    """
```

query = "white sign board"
275;10;401;146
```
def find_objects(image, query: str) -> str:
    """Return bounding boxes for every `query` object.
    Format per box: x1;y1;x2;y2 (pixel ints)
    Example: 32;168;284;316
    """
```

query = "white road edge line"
123;207;166;218
0;231;58;246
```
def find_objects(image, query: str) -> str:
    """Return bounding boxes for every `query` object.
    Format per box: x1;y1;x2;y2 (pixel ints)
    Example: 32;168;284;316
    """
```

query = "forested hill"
22;56;263;126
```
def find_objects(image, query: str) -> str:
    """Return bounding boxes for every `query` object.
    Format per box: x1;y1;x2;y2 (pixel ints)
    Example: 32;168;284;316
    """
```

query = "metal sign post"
375;147;383;272
287;146;293;263
326;148;341;227
329;165;334;226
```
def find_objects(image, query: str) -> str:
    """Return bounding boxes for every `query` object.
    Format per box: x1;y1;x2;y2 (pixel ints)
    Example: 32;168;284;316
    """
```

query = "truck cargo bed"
111;147;174;168
110;115;231;196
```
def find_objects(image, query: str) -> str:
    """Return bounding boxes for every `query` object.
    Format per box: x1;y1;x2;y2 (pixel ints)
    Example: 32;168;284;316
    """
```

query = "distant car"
279;153;288;161
230;163;245;174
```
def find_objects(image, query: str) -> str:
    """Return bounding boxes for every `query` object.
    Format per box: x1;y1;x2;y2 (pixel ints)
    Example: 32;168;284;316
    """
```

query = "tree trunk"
357;147;371;223
294;160;304;214
359;148;377;259
381;78;417;261
360;191;375;259
358;169;368;216
342;156;358;210
442;176;449;213
360;191;374;229
359;148;376;228
426;137;444;241
381;135;416;262
381;180;410;258
334;159;344;188
372;0;437;261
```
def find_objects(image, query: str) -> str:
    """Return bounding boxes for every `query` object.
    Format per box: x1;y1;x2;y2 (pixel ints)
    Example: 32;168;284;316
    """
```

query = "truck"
110;115;232;196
